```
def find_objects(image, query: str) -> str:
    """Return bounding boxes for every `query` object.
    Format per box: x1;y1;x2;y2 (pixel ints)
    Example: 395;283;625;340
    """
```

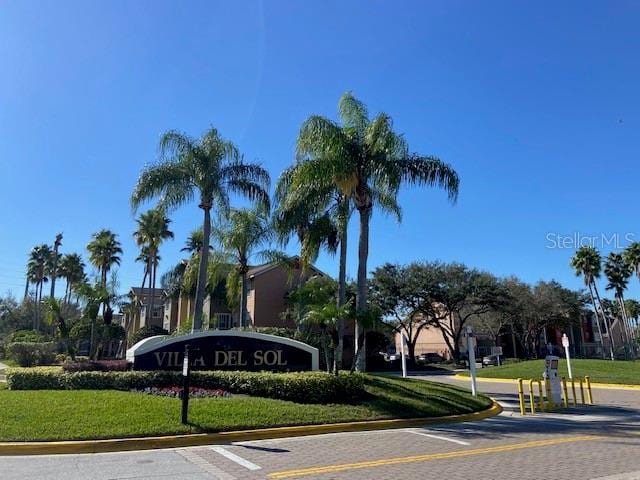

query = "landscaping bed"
0;374;491;441
463;359;640;385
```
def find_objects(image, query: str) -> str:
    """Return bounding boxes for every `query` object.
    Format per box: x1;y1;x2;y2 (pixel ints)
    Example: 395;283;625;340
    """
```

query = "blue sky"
1;0;639;300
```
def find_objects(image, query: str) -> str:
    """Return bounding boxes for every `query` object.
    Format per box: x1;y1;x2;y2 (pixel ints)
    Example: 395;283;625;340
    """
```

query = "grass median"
0;374;491;442
464;359;640;384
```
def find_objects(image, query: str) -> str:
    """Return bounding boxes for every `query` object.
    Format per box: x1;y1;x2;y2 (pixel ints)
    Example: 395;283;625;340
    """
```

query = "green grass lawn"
468;359;640;384
0;374;490;442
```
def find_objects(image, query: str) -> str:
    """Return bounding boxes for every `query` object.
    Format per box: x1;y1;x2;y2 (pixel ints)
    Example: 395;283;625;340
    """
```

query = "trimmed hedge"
5;368;365;404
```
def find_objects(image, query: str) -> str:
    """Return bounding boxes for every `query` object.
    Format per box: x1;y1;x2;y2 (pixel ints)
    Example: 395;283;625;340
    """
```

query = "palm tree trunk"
147;261;153;325
587;283;606;359
193;205;212;331
139;267;148;327
38;281;44;330
355;206;371;372
593;283;615;360
334;211;348;374
24;277;29;302
149;253;156;327
240;270;248;329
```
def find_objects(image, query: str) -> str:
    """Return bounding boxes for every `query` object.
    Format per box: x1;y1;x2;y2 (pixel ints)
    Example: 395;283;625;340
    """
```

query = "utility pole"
49;233;63;299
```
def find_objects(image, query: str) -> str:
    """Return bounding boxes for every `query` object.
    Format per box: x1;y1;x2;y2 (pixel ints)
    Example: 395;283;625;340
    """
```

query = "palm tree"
291;92;459;370
181;228;211;256
570;246;612;360
133;208;174;325
26;244;54;329
87;229;123;285
275;170;346;368
604;252;634;351
131;127;270;331
57;253;85;305
212;207;274;328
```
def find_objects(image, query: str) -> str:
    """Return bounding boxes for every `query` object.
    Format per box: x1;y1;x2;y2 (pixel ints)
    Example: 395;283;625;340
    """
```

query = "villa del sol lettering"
127;331;319;372
152;349;288;368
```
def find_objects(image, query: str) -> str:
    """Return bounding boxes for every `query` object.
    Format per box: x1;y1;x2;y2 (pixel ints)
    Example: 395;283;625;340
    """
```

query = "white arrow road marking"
210;446;262;471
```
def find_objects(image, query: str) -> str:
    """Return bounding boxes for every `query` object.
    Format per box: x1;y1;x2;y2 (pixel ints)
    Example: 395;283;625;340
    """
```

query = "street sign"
562;334;570;348
491;346;503;356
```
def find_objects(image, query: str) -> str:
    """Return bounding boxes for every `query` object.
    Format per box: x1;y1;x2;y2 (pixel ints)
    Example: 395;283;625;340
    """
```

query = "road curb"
453;373;640;391
0;401;502;456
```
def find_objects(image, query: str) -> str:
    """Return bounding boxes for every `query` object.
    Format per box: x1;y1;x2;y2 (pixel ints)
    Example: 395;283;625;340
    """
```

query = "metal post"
399;333;407;379
562;333;573;380
181;345;190;424
467;326;478;397
528;379;536;414
585;376;593;405
517;378;526;415
579;378;585;405
561;377;569;408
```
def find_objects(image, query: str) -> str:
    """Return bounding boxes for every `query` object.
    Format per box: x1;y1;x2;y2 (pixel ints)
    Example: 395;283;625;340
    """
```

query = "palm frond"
338;91;369;135
392;155;460;203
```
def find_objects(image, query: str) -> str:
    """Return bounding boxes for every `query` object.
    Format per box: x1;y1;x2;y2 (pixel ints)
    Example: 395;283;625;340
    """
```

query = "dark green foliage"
4;329;51;343
5;368;366;404
128;325;168;346
5;343;57;367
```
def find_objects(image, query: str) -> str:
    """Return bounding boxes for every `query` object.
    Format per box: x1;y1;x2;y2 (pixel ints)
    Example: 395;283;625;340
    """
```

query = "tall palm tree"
58;253;86;305
604;252;634;349
291;92;459;370
131;127;270;331
275;170;346;369
86;230;123;285
133;208;174;325
26;244;54;329
181;228;211;256
570;246;612;359
212;207;274;328
623;241;640;286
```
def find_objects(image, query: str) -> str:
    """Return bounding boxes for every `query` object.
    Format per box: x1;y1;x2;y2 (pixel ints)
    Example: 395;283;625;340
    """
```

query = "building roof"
247;257;329;279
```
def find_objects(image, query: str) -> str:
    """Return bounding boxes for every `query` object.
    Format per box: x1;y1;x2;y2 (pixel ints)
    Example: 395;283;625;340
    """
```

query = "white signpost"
467;326;478;397
399;334;407;378
562;333;573;380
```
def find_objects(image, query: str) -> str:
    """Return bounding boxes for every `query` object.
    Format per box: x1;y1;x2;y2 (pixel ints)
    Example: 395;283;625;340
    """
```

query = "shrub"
62;359;128;372
5;342;57;367
129;325;168;346
6;368;366;404
5;330;50;343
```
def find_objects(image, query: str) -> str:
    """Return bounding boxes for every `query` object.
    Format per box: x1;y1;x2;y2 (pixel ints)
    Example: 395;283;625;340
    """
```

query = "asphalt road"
2;374;640;480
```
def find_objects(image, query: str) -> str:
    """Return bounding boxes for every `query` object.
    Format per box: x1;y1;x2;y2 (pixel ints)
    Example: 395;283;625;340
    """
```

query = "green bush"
5;342;57;367
5;330;51;343
6;368;366;404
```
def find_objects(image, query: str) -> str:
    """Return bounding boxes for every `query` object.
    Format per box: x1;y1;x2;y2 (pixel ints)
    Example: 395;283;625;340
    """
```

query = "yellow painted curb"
454;373;640;391
0;401;502;456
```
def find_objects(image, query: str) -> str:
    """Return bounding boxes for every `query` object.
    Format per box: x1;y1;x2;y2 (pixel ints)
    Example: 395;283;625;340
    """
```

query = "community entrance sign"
126;331;319;372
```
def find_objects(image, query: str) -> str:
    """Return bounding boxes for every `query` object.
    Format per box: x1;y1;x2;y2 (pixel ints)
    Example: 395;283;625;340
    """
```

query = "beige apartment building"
124;260;329;337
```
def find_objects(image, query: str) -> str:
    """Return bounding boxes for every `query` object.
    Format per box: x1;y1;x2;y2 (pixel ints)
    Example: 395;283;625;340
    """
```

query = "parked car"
417;352;444;364
482;354;505;367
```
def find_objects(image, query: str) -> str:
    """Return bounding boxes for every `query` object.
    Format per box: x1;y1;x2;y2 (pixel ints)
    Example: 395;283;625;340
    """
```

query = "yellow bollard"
537;379;545;412
517;378;526;415
570;378;577;406
561;377;569;408
579;378;585;405
528;379;536;414
585;376;593;405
